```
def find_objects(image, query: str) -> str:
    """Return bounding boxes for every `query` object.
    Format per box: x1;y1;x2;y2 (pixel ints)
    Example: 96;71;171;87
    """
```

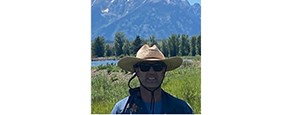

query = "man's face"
135;61;166;89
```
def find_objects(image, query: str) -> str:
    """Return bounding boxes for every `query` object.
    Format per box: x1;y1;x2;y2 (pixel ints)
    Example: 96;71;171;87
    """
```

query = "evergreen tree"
91;36;105;57
161;40;169;57
114;32;125;56
132;35;144;54
149;35;161;49
111;46;116;56
191;36;197;56
196;35;201;55
105;44;112;57
180;34;190;56
123;39;131;56
168;34;180;56
149;35;158;46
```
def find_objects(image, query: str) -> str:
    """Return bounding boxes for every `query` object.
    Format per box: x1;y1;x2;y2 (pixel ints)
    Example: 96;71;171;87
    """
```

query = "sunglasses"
134;62;166;72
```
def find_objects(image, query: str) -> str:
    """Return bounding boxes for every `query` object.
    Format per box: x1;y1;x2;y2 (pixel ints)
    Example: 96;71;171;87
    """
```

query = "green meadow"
91;56;201;114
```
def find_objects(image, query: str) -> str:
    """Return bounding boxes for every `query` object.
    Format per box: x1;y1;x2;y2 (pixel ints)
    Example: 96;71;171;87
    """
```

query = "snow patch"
101;8;109;13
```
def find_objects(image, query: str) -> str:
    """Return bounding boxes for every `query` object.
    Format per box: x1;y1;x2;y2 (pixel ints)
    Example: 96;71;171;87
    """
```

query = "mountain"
91;0;201;42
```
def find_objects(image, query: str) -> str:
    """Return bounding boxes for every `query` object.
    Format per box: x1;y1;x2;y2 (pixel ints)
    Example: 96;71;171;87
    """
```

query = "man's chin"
143;84;161;89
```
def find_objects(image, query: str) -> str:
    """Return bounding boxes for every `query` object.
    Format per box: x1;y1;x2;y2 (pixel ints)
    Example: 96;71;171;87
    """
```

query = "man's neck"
139;86;162;102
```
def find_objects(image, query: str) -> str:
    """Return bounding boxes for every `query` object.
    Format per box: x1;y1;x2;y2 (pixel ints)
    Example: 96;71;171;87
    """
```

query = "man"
111;44;193;114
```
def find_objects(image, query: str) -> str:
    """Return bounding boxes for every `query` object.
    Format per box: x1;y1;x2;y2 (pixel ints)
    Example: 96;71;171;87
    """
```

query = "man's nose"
148;67;156;73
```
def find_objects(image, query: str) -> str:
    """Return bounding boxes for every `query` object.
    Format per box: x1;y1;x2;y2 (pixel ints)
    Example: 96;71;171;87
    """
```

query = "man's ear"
163;68;167;76
134;68;139;77
163;67;167;73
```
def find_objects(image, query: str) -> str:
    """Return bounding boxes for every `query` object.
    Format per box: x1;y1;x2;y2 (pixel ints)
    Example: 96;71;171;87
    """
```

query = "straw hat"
118;44;183;72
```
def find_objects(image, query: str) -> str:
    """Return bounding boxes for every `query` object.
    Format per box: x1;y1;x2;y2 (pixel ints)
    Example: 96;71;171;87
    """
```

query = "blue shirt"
144;100;162;114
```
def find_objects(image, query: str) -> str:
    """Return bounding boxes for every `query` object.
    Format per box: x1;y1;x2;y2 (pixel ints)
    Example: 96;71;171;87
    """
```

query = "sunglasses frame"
134;61;166;72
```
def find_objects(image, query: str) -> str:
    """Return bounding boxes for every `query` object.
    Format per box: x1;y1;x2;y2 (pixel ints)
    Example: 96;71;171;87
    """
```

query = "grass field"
91;56;201;114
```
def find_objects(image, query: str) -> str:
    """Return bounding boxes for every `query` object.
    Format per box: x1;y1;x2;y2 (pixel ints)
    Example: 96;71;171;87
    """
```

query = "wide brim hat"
118;44;183;72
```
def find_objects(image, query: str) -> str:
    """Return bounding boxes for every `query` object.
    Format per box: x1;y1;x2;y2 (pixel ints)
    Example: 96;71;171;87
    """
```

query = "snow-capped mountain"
91;0;201;42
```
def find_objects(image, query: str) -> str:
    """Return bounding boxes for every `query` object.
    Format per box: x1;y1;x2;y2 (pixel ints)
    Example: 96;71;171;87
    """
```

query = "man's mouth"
146;77;157;82
148;77;155;80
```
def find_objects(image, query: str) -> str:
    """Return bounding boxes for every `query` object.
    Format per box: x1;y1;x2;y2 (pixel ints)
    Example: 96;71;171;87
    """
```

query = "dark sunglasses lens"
153;65;163;71
140;64;151;72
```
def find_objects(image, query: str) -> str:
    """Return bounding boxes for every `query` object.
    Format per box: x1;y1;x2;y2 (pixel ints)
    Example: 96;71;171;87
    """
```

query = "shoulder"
163;92;193;114
167;93;192;109
111;96;129;114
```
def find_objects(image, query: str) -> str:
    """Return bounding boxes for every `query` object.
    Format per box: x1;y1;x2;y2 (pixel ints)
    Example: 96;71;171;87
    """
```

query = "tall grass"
91;56;201;114
163;65;201;113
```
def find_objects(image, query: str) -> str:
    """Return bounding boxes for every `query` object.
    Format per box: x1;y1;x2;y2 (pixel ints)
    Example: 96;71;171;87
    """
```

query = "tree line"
92;32;201;58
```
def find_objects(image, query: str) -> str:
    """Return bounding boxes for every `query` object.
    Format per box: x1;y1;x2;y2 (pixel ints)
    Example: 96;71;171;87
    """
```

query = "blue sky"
187;0;200;5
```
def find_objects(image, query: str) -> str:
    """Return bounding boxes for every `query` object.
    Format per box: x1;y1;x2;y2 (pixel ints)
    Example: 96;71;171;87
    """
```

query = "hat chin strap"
128;73;137;90
139;77;163;114
127;70;166;114
140;72;166;114
127;72;165;91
